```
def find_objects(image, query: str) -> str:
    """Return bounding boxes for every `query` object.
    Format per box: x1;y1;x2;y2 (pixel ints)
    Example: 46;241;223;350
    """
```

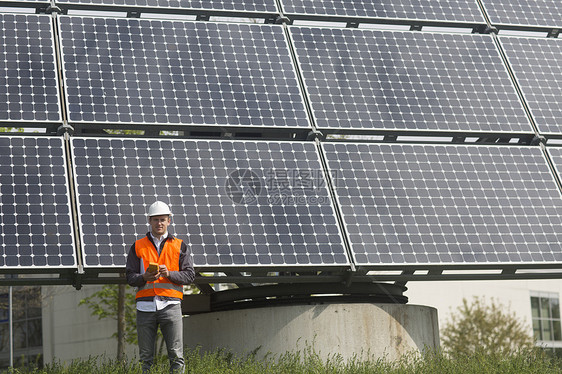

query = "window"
531;291;562;356
0;287;43;370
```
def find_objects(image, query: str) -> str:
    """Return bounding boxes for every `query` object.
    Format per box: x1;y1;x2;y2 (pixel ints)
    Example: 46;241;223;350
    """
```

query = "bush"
441;296;535;359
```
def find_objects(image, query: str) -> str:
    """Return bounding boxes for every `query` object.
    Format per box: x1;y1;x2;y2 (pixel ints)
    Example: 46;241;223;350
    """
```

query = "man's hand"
142;268;160;282
159;264;170;278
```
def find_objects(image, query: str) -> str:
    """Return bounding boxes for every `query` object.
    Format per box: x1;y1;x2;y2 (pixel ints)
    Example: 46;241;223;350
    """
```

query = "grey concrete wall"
183;303;439;361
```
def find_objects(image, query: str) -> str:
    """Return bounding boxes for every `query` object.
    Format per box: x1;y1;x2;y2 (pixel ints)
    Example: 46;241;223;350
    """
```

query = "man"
126;201;195;373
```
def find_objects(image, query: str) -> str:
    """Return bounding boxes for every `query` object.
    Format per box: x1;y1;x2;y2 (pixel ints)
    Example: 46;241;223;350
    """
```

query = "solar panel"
55;0;278;13
499;36;562;135
281;0;485;25
322;143;562;266
58;16;309;129
289;27;531;134
0;14;61;123
71;137;349;268
481;0;562;30
0;136;76;268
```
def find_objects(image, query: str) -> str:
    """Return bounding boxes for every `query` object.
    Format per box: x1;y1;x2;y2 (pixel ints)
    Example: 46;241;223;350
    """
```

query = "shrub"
441;296;535;359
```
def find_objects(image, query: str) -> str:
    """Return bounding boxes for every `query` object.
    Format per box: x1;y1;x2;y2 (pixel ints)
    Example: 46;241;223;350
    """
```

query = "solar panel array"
71;137;349;268
281;0;485;24
290;27;531;133
322;143;562;266
58;16;309;129
499;36;562;135
0;14;61;123
54;0;278;13
481;0;562;30
0;136;76;268
0;1;562;278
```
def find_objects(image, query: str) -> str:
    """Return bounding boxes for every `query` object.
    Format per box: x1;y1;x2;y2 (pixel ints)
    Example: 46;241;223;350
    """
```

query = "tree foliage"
441;296;535;358
103;129;144;135
0;127;25;133
79;285;138;346
103;129;179;136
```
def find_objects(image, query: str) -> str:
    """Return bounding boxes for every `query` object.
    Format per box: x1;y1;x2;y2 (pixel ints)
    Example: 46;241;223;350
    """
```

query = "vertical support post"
8;286;13;368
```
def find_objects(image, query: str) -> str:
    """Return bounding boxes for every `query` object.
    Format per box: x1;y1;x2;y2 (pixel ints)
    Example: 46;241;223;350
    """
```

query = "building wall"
406;279;562;338
42;285;137;364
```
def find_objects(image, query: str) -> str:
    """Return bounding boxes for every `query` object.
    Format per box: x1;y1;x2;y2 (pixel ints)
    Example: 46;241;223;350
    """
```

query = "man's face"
149;215;171;237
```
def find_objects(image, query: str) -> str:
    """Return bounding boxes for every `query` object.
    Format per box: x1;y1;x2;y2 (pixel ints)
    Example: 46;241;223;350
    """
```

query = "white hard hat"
147;201;172;217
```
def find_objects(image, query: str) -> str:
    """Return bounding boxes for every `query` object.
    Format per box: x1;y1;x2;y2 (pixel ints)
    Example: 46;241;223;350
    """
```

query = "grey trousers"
137;304;184;373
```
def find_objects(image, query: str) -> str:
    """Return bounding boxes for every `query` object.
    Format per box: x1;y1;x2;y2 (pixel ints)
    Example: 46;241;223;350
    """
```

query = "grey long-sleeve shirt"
126;233;195;301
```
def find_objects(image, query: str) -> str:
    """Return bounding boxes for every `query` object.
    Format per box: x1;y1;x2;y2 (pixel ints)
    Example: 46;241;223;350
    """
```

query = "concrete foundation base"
183;303;439;361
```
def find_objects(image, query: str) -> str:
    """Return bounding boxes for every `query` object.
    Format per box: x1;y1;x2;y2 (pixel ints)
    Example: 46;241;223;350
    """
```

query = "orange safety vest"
135;236;184;300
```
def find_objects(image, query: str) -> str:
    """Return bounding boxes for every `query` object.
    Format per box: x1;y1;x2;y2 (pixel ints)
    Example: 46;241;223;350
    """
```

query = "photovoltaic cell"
71;137;349;268
281;0;485;24
0;136;76;268
290;27;531;133
59;16;309;128
322;143;562;266
55;0;278;13
546;148;562;186
0;14;61;123
499;36;562;135
481;0;562;29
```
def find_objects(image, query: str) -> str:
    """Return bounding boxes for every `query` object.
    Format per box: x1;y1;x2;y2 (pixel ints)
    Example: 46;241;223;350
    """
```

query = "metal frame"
68;261;562;283
54;1;280;23
277;0;487;31
7;261;562;289
70;123;313;141
493;24;561;37
0;0;51;13
0;123;62;135
196;264;562;283
318;128;537;145
0;269;78;287
198;282;407;313
284;13;487;32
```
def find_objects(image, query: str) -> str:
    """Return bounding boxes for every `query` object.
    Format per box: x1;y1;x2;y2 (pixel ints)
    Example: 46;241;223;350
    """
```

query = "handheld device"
147;262;158;273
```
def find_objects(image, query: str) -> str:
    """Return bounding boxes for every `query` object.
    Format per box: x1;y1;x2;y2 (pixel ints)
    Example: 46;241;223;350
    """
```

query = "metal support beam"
206;282;407;313
195;283;215;295
547;29;560;38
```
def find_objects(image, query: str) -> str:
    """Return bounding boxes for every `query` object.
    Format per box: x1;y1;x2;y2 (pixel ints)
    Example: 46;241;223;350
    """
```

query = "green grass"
5;347;562;374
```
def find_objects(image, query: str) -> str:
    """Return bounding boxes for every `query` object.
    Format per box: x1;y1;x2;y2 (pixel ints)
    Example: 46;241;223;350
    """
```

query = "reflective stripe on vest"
135;235;184;300
138;282;183;293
